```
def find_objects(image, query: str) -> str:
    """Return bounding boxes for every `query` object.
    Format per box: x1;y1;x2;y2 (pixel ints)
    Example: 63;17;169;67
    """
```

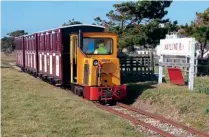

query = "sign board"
158;35;196;91
159;38;194;56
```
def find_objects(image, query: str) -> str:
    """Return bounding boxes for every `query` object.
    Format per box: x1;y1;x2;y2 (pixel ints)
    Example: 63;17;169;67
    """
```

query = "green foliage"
2;30;28;53
194;7;209;26
62;18;82;26
94;1;175;50
1;37;15;53
179;8;209;58
7;30;28;37
192;26;209;44
192;8;209;57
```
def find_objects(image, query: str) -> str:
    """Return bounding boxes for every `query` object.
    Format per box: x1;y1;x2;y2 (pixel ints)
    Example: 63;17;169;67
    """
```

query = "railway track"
94;102;209;137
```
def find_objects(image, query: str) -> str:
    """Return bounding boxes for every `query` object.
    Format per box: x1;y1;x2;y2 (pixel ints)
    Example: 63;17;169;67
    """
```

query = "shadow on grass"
122;82;156;105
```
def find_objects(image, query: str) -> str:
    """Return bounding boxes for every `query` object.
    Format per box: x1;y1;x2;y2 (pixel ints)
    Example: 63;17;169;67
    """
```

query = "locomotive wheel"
108;99;117;106
74;86;84;98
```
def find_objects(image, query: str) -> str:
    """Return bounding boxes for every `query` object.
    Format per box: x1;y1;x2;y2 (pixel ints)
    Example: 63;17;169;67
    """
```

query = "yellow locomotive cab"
70;30;126;102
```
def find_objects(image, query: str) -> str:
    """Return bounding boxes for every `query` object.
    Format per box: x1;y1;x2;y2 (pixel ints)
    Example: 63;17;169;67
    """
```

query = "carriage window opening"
32;38;34;50
34;38;36;50
21;40;22;49
28;39;30;50
26;39;27;50
50;34;53;50
27;39;29;50
45;35;47;50
39;36;41;50
32;38;33;50
33;38;34;50
30;38;31;50
30;38;32;50
42;35;44;50
42;35;45;50
53;33;57;51
29;38;31;50
31;38;33;50
57;33;59;51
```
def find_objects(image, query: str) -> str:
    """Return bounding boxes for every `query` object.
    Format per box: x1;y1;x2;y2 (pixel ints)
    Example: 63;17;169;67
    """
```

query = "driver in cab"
94;41;108;54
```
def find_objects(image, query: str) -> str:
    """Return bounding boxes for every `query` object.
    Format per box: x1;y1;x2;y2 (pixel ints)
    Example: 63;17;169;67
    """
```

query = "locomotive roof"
22;24;105;37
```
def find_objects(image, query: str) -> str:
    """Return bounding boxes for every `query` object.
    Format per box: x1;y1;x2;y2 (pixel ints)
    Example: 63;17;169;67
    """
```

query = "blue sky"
1;1;209;37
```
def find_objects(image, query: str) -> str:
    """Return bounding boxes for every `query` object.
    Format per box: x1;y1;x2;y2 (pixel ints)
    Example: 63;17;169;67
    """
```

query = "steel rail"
117;103;209;137
94;102;176;137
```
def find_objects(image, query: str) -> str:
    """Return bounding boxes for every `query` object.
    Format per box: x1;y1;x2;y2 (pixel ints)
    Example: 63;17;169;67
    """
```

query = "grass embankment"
126;57;209;132
1;52;16;68
125;80;209;133
1;53;144;137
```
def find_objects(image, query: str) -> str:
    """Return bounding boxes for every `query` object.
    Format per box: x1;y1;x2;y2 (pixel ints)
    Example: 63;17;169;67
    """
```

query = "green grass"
2;68;145;137
194;76;209;94
1;53;145;137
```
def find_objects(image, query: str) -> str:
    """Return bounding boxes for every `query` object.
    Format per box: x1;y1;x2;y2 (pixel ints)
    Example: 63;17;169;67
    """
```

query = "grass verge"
2;68;145;137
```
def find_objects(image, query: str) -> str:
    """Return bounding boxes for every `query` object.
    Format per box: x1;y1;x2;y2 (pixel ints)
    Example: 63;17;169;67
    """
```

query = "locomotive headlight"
93;60;98;66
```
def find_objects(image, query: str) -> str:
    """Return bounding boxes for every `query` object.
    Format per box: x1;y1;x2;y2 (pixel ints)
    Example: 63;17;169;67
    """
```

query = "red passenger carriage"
24;34;38;75
15;36;25;70
37;29;62;83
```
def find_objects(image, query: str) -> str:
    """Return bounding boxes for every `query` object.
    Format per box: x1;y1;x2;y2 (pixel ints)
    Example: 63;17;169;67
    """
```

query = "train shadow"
121;82;156;105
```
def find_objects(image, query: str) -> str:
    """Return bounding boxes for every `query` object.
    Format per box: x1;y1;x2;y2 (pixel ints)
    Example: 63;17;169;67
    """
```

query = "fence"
154;55;209;76
197;58;209;76
118;52;155;84
118;51;209;84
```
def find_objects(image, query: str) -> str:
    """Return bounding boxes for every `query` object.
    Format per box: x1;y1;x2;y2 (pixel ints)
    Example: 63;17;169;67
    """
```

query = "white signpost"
158;36;196;90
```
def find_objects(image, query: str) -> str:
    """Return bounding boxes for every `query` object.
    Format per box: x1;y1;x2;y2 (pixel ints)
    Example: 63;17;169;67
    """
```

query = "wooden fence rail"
118;54;155;84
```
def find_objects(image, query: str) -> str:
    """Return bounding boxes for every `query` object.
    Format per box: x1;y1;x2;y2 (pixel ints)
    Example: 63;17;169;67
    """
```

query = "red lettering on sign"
174;43;177;50
164;44;168;50
179;43;181;50
164;42;185;51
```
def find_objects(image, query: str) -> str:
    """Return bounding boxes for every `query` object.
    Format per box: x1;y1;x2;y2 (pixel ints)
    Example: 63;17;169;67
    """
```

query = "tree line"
2;1;209;58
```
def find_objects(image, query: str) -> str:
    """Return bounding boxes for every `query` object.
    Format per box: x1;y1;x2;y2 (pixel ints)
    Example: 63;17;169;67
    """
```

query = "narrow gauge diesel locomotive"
15;24;126;103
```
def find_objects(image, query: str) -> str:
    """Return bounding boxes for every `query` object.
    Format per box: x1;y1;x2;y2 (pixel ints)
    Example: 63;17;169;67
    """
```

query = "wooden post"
158;55;163;84
188;38;195;90
130;57;133;72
